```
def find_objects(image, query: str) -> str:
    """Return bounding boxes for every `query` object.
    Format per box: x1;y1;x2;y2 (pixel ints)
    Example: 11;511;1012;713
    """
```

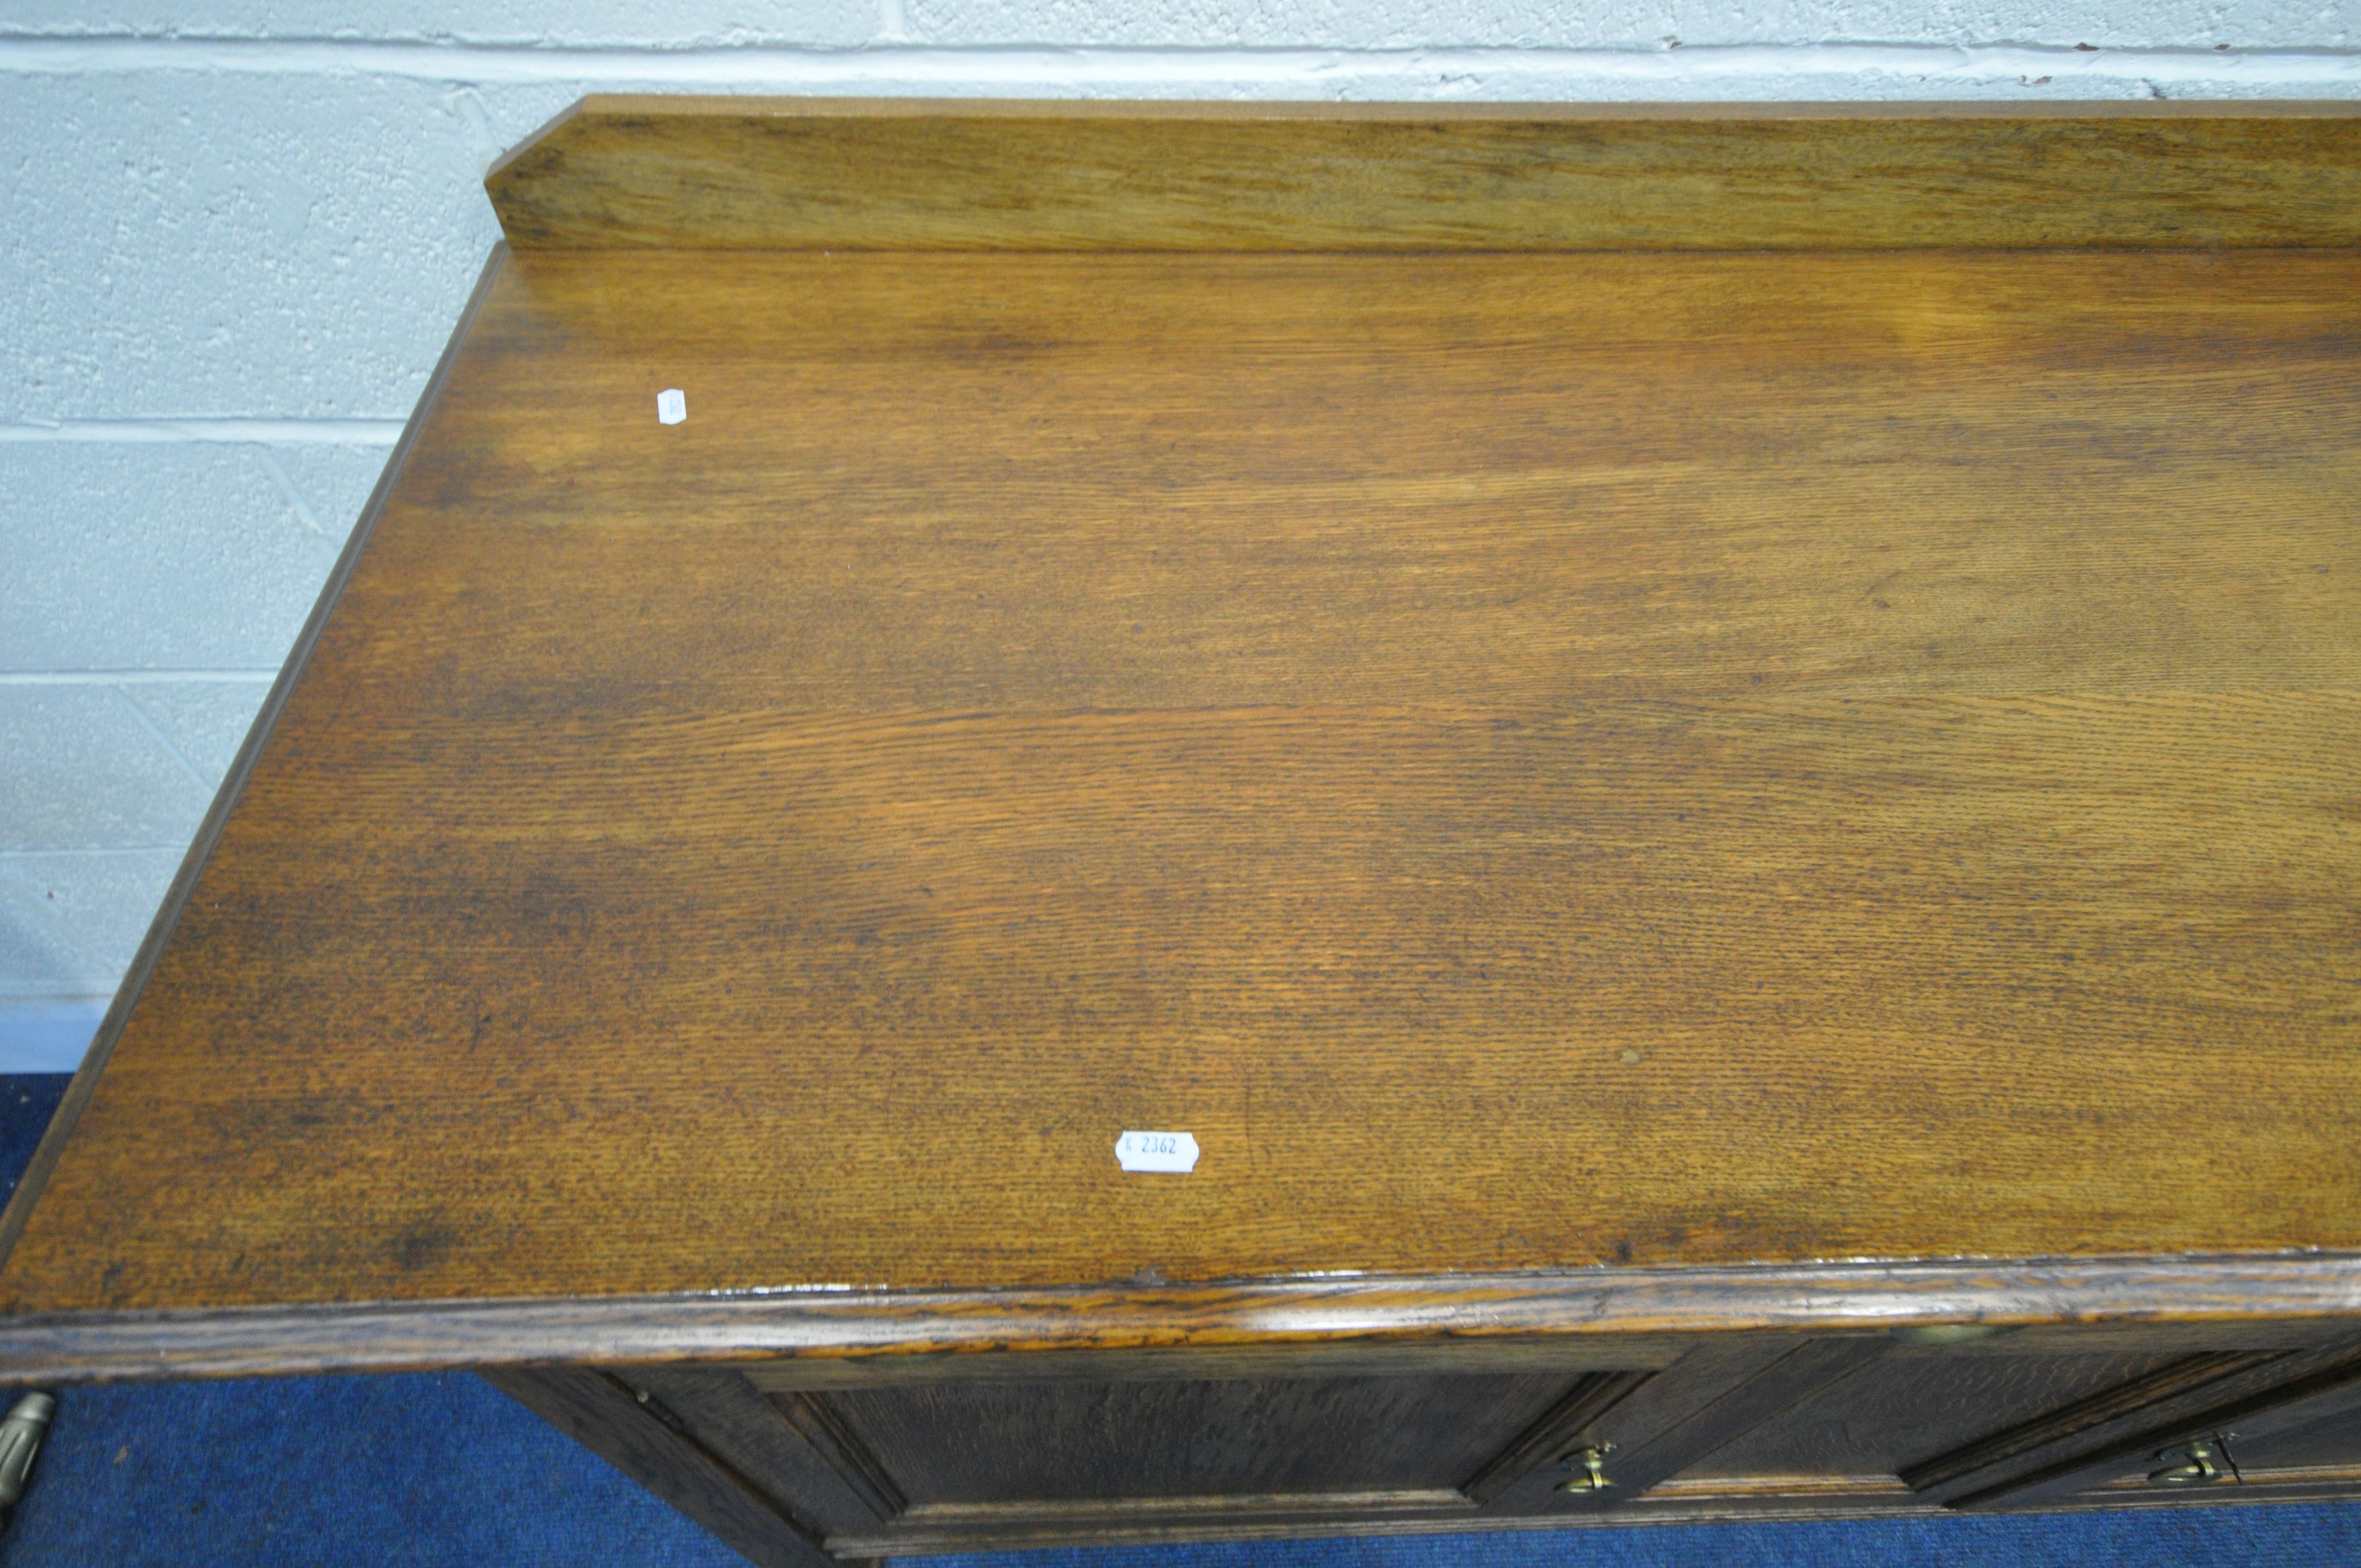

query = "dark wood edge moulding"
3;1254;2359;1385
0;246;517;1276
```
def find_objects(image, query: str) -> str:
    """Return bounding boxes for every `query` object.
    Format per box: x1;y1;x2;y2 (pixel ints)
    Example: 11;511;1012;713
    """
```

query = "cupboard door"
1902;1338;2361;1510
818;1371;1607;1503
504;1331;2361;1560
2227;1385;2361;1476
1552;1331;2361;1517
1651;1344;2201;1505
2059;1354;2361;1507
1530;1335;1897;1510
636;1362;1658;1555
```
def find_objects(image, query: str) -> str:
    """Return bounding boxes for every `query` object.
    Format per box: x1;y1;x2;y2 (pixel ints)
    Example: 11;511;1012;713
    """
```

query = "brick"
0;444;349;671
0;687;211;851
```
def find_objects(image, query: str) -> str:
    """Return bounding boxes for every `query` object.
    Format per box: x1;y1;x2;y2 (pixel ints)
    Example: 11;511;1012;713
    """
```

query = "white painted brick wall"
2;2;2356;1068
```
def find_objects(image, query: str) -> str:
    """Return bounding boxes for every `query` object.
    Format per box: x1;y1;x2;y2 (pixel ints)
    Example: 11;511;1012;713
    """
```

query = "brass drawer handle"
1556;1442;1617;1494
2147;1436;2238;1487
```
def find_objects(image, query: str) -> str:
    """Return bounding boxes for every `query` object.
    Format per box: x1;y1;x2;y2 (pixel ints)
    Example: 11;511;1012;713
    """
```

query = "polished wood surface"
4;1259;2360;1383
3;242;2355;1334
487;97;2361;252
9;99;2360;1562
1682;1346;2194;1480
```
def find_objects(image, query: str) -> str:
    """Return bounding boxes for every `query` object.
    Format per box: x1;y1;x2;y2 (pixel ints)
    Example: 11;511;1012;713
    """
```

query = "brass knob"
1556;1442;1616;1494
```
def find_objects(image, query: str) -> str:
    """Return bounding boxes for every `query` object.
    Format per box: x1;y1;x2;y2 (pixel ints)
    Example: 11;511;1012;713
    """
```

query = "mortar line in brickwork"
0;673;279;685
0;37;2355;89
0;421;405;445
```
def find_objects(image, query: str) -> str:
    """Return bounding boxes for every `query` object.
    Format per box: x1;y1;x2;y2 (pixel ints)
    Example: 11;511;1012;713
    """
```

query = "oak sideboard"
3;98;2359;1563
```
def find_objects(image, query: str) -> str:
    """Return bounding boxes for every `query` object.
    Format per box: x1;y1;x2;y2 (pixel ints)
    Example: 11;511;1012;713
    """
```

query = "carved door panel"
1637;1341;2213;1510
1897;1336;2361;1510
2055;1349;2361;1507
626;1359;1663;1557
1549;1330;2361;1517
1515;1333;1902;1515
494;1330;2361;1564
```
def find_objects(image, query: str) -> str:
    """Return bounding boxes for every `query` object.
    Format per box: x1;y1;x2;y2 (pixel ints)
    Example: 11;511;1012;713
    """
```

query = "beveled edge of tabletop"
2;1253;2358;1385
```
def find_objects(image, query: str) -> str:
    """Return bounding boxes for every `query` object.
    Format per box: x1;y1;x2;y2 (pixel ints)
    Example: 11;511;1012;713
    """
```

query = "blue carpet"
0;1079;69;1212
0;1072;2351;1565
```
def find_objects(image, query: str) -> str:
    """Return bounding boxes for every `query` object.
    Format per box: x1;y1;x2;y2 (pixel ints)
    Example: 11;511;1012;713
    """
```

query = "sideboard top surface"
3;234;2356;1338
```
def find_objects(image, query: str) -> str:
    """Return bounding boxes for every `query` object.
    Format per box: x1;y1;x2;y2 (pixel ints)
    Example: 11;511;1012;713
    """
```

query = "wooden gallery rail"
3;99;2360;1563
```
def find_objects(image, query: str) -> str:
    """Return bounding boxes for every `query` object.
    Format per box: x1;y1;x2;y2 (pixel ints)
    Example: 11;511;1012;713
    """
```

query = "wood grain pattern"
777;1366;1668;1556
480;1365;830;1567
747;1338;1694;1391
822;1369;1580;1502
1681;1347;2196;1481
538;1332;2361;1554
2;244;2358;1345
487;97;2361;252
1462;1369;1656;1505
1954;1344;2361;1509
766;1389;909;1521
1600;1336;1894;1499
1902;1339;2361;1506
632;1365;903;1535
532;1335;2361;1556
1505;1335;1820;1508
3;1258;2357;1385
1898;1349;2289;1496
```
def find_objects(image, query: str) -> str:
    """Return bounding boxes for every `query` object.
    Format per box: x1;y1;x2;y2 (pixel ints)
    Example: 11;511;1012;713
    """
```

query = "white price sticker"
656;388;687;424
1114;1130;1199;1174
